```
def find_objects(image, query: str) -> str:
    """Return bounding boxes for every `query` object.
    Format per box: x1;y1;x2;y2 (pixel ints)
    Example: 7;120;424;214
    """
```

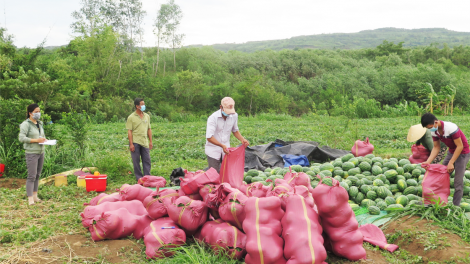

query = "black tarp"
244;139;351;171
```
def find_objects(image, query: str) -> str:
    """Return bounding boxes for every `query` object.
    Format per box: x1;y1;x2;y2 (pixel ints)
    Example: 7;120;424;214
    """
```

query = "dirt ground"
0;178;26;189
383;216;470;263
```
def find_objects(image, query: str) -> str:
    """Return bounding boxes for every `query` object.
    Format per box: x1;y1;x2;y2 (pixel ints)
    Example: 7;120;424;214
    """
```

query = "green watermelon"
344;179;352;186
365;154;375;159
376;186;389;199
385;196;396;205
348;176;359;186
348;168;361;176
363;171;372;176
371;157;383;164
349;158;359;166
377;174;387;183
406;194;420;202
350;203;361;211
420;167;426;174
376;201;388;210
349;186;359;198
384;161;399;170
368;206;380;215
320;163;335;172
311;181;319;188
372;166;383;176
464;186;470;195
322;178;333;186
396;167;405;175
247;169;259;177
411;169;421;178
394;192;403;198
367;191;378;200
402;173;411;180
264;168;272;173
362;179;373;185
396;195;409;206
373;179;384;186
341;154;355;162
386;204;404;212
333;169;344;177
389;158;398;163
361;199;376;208
356;179;364;187
465;171;470;179
403;186;417;195
416;186;423;196
245;176;253;183
460;202;470;212
302;167;311;173
403;164;414;173
355;174;366;179
310;167;321;174
389;184;399;193
359;162;371;172
332;160;343;168
342;162;355;171
397;179;407;191
355;192;365;204
398;159;411;167
384;170;398;182
306;171;316;177
373;162;382;167
406;179;418;187
340;181;350;191
321;170;333;177
290;165;303;172
360;185;373;194
251;176;264;182
334;176;343;182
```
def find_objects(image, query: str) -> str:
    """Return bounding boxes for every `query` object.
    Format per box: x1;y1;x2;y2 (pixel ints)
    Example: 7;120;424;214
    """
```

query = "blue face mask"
221;110;229;117
429;125;438;132
140;105;146;111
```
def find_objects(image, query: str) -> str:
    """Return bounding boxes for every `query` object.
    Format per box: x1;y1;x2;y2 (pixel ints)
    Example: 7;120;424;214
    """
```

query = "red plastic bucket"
85;175;107;192
0;163;5;177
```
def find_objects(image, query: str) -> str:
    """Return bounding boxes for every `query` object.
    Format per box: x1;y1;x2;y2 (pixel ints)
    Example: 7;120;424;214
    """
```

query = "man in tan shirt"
126;98;153;181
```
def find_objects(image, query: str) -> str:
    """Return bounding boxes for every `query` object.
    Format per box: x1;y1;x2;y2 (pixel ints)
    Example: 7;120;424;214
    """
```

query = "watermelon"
389;158;398;163
348;168;361;176
349;158;359;166
460;202;470;212
360;185;373;195
363;171;372;176
355;192;365;204
365;154;375;159
348;176;359;186
373;179;384;186
419;174;425;182
372;166;383;176
349;186;359;198
342;162;355;171
344;179;352;186
350;204;361;211
251;176;264;182
411;169;421;178
306;171;316;177
396;195;409;206
389;184;399;193
332;160;343;168
464;186;470;195
340;182;350;191
334;176;343;182
386;204;404;212
465;171;470;179
394;192;403;198
341;154;355;162
356;179;364;187
355;174;365;179
310;167;321;174
403;186;417;195
333;169;344;177
362;179;373;185
397;179;407;191
245;176;253;183
361;199;376;208
322;178;333;186
247;169;259;177
384;161;398;170
384;170;398;182
302;167;311;173
321;170;333;177
367;191;378;200
368;206;380;215
398;159;411;167
320;163;335;172
396;167;404;175
406;179;418;187
264;168;272;173
406;194;420;202
385;196;396;205
376;186;389;199
371;157;383;164
420;167;426;174
376;201;388;210
359;162;371;172
311;181;319;188
290;165;303;172
403;164;415;173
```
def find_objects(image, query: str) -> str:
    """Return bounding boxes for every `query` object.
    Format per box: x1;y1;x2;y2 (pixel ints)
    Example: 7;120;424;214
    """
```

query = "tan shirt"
126;111;151;148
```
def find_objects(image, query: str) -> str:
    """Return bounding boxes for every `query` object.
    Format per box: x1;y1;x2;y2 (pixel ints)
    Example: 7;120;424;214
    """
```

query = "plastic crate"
85;175;107;192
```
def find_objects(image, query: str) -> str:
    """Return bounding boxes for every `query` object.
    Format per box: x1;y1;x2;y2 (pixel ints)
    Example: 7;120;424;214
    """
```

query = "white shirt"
205;109;239;159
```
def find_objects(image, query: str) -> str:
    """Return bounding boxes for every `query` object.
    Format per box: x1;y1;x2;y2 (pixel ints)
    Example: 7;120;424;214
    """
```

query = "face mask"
221;110;229;117
32;112;41;120
140;105;146;111
429;125;438;132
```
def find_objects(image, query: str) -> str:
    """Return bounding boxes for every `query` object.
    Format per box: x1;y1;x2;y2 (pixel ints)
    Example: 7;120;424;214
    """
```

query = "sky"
3;0;470;48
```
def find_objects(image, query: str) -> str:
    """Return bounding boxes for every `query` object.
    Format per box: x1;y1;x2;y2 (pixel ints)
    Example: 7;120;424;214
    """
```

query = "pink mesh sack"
143;189;179;220
195;219;247;260
178;188;203;200
119;184;153;202
167;196;208;235
421;163;450;205
283;168;314;192
84;192;122;206
238;182;272;197
89;208;152;241
351;137;374;157
180;167;220;195
218;190;248;230
219;146;246;189
243;197;286;264
409;144;430;164
282;194;327;264
143;217;186;259
311;179;366;261
359;224;398;253
80;200;147;228
138;175;167;188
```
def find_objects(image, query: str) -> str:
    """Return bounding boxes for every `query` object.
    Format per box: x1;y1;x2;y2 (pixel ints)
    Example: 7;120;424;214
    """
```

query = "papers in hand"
39;140;57;145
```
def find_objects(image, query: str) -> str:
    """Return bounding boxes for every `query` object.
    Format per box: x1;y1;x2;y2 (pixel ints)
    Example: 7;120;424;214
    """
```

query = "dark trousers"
26;153;44;197
207;154;222;173
443;152;470;206
131;143;151;181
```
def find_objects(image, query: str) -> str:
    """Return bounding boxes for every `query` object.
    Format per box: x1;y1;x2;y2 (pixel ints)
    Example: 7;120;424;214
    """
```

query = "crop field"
1;114;470;263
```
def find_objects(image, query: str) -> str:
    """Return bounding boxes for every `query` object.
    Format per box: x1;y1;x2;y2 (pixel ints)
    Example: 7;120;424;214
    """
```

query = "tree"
153;2;171;75
172;70;204;105
163;0;184;71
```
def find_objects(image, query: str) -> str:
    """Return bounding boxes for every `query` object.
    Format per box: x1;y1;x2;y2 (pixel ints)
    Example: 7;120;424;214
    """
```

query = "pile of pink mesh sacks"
81;168;397;262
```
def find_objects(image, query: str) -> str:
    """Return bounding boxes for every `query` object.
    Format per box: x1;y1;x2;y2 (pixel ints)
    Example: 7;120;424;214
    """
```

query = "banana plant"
425;83;437;113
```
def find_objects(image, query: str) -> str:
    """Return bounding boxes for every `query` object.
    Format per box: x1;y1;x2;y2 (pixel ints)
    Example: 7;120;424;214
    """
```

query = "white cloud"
3;0;470;48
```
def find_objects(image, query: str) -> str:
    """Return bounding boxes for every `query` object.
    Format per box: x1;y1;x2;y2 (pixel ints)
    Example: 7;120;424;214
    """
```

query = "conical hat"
407;124;427;142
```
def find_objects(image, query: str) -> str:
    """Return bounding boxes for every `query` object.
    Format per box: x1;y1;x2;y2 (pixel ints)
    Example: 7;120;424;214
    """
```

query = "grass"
2;114;470;262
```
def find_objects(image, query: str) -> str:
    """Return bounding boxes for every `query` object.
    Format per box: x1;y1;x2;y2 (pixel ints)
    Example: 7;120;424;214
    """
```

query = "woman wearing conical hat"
407;124;447;164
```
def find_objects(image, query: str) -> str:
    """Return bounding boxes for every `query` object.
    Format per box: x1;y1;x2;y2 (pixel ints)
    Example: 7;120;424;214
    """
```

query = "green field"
2;114;470;263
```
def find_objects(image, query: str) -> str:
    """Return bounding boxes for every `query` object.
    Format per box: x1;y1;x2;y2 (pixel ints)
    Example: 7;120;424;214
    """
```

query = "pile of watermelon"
244;153;470;214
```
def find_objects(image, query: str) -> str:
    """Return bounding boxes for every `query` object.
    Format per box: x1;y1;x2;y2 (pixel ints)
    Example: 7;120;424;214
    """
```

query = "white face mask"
32;112;41;120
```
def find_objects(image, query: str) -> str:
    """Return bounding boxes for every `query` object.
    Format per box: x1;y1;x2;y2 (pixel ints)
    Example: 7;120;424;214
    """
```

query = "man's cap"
221;97;235;114
407;124;427;142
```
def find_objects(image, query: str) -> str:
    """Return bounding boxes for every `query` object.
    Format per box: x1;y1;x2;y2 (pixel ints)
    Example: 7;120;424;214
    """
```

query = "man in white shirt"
205;97;249;173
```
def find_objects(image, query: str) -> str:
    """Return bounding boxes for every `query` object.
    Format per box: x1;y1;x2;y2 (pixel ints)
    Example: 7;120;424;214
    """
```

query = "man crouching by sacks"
205;97;249;173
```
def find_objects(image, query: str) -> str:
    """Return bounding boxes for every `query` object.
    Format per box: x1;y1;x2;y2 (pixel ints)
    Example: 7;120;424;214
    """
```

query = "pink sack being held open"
89;208;152;241
143;217;186;259
219;146;246;189
311;179;366;261
143;189;179;220
421;163;450;205
282;194;327;264
167;196;208;235
195;219;247;260
243;196;286;264
80;200;147;228
138;175;167;188
119;184;153;202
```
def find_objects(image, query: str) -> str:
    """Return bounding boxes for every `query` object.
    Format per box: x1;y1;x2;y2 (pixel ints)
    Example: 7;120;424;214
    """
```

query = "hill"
188;28;470;52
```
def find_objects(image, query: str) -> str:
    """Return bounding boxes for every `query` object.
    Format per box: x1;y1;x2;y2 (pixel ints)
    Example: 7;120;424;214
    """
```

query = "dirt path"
0;178;26;190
